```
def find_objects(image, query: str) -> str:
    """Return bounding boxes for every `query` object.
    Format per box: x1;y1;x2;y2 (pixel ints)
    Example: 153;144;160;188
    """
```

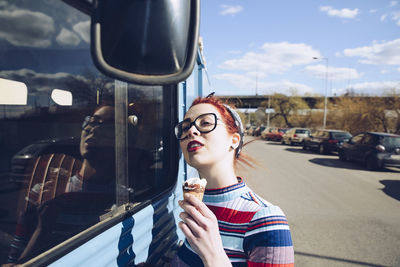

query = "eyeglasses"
174;113;224;140
82;115;113;129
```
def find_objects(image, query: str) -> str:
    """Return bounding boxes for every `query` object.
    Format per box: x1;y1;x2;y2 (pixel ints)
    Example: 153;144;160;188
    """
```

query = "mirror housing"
91;0;200;85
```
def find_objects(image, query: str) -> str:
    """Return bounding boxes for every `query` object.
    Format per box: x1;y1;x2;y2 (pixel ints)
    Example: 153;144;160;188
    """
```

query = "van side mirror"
91;0;200;85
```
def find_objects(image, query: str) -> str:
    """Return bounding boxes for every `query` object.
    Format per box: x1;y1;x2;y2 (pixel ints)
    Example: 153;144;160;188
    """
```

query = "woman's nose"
187;124;200;137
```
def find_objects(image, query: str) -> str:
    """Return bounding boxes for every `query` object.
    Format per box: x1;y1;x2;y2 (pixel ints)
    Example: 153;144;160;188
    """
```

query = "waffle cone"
183;189;205;201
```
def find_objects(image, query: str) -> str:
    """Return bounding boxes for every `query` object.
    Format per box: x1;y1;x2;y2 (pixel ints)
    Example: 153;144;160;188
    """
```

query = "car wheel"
365;156;379;171
302;141;308;150
339;150;347;161
289;139;293;146
281;139;285;145
319;144;326;154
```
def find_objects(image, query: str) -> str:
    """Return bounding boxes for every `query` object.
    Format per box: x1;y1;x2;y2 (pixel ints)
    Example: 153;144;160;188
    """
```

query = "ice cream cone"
182;177;207;201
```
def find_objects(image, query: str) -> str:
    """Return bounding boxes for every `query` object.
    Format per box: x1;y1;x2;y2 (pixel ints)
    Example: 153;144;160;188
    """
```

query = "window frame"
23;84;180;266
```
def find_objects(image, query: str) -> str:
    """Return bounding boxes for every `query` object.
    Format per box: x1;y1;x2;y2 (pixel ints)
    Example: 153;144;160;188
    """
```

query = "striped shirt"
172;178;294;266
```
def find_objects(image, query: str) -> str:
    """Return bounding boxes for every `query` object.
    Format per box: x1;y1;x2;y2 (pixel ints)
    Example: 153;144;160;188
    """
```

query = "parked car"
247;125;257;136
281;128;311;145
261;127;274;139
263;128;288;141
303;129;352;154
338;132;400;170
253;126;266;136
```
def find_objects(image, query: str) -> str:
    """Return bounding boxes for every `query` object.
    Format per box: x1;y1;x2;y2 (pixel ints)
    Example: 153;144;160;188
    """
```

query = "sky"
197;0;400;96
0;0;399;99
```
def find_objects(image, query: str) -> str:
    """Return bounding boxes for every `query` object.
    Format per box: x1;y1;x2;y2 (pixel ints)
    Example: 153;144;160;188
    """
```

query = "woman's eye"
200;121;212;126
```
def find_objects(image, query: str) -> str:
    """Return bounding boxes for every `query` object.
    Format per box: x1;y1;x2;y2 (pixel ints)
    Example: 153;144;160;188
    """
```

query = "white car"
281;128;311;145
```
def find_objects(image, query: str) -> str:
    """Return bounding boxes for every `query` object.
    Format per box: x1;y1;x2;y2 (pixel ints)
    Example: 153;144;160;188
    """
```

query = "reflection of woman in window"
172;94;294;266
67;105;116;193
6;105;117;264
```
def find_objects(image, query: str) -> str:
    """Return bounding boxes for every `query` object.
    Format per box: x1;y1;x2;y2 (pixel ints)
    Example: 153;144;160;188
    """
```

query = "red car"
264;128;288;141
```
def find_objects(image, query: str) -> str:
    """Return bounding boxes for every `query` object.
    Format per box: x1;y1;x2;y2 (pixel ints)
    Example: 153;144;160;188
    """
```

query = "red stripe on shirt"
207;205;256;223
248;262;294;267
247;221;289;231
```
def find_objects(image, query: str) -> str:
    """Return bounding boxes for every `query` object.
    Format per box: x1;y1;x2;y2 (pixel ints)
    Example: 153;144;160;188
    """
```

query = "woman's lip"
187;140;204;152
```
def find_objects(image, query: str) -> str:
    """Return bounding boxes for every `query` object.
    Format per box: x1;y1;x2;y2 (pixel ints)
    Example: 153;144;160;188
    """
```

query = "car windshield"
332;132;352;140
379;136;400;149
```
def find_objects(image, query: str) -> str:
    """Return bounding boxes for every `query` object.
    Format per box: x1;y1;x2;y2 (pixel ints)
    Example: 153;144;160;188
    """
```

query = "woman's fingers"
178;221;196;240
182;193;216;219
179;200;210;228
179;212;204;237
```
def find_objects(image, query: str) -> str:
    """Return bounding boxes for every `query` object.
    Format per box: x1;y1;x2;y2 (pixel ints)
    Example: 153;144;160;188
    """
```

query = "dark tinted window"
362;134;375;145
379;136;400;149
331;132;352;140
295;129;310;134
321;131;330;138
351;134;364;144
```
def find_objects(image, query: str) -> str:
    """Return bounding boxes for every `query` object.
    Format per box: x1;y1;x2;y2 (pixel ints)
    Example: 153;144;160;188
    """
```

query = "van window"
0;1;176;264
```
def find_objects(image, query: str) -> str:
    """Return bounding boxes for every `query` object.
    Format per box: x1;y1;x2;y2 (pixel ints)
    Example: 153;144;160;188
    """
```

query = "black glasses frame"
174;113;221;140
82;115;111;129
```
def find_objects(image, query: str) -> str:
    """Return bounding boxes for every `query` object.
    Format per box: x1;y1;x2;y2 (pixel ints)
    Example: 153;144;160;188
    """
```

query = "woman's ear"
231;132;241;150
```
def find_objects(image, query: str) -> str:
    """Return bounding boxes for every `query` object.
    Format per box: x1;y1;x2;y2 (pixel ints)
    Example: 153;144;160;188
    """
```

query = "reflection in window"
0;1;169;264
51;89;73;106
0;78;28;105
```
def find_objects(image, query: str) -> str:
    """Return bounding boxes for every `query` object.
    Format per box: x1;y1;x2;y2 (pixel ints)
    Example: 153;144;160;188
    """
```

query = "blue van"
0;0;202;265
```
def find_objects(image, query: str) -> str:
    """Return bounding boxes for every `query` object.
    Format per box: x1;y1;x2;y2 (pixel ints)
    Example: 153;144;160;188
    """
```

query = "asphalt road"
237;137;400;267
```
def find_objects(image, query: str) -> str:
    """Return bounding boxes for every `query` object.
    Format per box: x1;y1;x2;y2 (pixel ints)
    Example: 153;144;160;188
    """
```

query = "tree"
261;93;309;128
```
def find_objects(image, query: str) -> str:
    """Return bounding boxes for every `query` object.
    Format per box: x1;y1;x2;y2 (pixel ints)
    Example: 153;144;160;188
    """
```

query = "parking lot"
238;137;400;267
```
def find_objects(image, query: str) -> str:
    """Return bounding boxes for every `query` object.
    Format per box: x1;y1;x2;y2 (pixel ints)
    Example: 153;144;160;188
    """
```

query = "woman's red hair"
190;96;258;169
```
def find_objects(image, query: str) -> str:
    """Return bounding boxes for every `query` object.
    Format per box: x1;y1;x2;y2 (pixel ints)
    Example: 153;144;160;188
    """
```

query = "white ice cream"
183;177;207;188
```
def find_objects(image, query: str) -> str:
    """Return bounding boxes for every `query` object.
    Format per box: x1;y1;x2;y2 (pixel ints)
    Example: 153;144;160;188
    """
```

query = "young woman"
171;95;294;267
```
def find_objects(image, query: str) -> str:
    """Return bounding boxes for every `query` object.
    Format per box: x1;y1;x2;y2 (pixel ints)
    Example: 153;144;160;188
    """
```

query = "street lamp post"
313;57;329;129
266;95;270;129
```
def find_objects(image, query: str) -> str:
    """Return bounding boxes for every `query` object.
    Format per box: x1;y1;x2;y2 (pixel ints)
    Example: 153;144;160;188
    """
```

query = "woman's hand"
178;193;231;267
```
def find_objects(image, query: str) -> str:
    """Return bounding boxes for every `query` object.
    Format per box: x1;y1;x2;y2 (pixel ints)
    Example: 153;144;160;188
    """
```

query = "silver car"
281;128;311;145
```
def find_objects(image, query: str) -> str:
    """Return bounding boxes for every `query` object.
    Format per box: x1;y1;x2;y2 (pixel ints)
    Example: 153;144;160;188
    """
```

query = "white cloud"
246;71;267;79
73;20;90;43
369;9;378;13
213;73;316;95
397;67;400;72
220;5;243;16
392;11;400;26
389;1;398;7
0;9;54;47
56;28;80;46
320;6;359;19
343;39;400;65
380;69;389;74
381;14;388;21
0;69;90;93
304;65;361;80
336;81;400;96
219;42;321;74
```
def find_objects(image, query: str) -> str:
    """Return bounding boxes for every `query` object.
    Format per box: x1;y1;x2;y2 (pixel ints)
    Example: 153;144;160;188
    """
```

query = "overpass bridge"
218;95;324;109
217;95;396;109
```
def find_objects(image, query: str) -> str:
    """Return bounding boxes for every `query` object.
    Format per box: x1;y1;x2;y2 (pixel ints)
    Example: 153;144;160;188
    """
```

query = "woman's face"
80;106;115;162
179;103;235;169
